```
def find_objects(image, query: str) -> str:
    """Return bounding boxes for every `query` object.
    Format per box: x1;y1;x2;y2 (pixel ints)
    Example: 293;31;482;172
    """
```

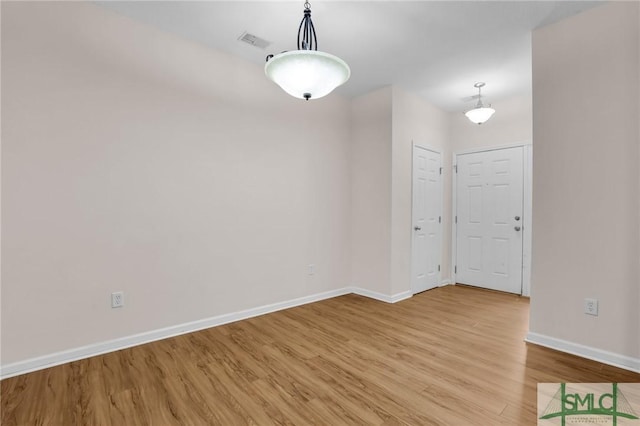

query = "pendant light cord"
475;82;485;108
297;1;317;51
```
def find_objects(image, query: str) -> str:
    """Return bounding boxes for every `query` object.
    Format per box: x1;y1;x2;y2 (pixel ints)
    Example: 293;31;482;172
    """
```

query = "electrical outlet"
111;291;124;308
584;298;598;316
308;264;315;275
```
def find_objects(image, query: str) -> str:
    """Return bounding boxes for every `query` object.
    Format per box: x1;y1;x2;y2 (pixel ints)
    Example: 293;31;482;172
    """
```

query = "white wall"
391;87;450;293
529;2;639;363
350;87;393;295
1;2;352;364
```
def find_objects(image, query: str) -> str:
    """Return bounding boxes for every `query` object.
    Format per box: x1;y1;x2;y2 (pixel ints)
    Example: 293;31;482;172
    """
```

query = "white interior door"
412;146;442;294
456;147;524;294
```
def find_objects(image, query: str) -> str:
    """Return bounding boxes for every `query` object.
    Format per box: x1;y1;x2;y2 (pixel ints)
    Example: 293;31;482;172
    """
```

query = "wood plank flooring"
2;285;639;425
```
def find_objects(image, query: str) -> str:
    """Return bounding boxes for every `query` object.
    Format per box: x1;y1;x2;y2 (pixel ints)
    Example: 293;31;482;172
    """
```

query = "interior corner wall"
530;2;639;360
1;2;352;365
353;87;535;305
350;87;393;296
391;87;451;294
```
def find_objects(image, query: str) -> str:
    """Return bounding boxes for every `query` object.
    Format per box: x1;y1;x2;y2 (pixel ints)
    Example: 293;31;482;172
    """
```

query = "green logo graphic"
540;383;639;425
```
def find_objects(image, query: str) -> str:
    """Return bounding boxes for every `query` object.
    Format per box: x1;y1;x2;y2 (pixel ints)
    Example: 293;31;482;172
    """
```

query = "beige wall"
391;87;451;293
530;2;639;359
1;2;352;364
350;87;393;295
0;0;3;366
5;0;636;372
350;86;451;297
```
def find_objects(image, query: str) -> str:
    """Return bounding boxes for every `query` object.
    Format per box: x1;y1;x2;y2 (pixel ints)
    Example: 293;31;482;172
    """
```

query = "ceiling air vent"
238;32;271;50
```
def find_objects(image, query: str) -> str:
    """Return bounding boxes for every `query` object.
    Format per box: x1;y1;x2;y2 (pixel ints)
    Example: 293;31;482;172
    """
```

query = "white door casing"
455;146;524;294
411;146;442;294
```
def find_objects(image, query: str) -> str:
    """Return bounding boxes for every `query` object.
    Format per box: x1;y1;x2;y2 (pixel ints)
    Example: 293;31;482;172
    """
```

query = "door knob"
414;226;422;231
514;226;521;231
515;216;521;221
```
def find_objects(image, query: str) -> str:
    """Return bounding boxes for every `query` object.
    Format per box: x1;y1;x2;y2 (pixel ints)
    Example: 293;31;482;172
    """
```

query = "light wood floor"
2;285;639;425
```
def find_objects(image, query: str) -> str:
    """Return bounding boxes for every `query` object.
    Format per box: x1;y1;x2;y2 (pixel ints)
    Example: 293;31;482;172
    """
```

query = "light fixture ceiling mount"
265;1;350;101
464;82;496;125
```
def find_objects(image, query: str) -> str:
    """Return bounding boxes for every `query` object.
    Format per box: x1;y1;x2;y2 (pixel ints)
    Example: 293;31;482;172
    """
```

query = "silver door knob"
414;226;422;231
514;226;521;231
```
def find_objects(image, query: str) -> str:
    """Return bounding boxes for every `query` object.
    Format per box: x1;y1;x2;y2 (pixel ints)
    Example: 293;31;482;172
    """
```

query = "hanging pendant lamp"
265;1;350;101
465;82;495;125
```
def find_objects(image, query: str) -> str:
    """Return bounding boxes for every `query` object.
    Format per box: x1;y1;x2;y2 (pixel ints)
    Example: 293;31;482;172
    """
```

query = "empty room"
1;1;639;425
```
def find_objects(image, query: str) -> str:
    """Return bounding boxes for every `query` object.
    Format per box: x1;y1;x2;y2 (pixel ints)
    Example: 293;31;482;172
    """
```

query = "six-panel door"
456;147;524;294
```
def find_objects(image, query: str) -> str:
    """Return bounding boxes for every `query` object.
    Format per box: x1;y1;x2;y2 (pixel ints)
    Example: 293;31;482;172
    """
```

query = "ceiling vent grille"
238;32;271;49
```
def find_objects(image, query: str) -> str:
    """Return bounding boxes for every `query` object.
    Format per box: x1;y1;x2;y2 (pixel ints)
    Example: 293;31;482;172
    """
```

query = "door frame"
451;142;532;296
411;144;444;294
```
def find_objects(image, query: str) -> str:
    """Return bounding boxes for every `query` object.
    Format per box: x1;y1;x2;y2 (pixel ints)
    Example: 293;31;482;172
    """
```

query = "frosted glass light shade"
465;106;496;124
265;50;350;100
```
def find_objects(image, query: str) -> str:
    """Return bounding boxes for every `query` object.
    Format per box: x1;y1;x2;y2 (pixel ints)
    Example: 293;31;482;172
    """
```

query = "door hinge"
438;265;441;272
455;215;457;224
439;216;441;223
454;164;458;173
455;266;457;273
439;167;442;175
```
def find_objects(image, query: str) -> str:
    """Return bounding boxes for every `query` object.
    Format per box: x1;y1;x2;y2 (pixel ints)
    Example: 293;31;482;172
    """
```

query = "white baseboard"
0;287;353;380
0;286;415;380
11;292;635;380
525;332;640;373
350;287;412;303
440;278;451;287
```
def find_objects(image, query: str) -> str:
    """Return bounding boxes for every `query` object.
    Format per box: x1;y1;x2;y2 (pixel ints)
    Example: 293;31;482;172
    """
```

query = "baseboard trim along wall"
350;287;413;303
525;332;640;374
0;286;411;380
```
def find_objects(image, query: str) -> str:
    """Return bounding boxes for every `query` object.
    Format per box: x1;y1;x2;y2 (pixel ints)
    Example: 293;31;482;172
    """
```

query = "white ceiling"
96;1;601;112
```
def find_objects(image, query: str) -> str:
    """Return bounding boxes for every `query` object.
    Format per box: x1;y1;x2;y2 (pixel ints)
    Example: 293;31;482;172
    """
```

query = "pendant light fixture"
265;1;350;101
465;82;496;125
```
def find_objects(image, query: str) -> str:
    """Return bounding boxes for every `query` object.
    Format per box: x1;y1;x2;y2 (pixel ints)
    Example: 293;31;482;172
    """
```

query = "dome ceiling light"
265;1;350;101
465;82;496;125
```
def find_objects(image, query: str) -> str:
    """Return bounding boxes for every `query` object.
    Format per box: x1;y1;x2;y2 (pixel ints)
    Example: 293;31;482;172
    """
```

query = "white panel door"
412;146;442;294
456;147;524;294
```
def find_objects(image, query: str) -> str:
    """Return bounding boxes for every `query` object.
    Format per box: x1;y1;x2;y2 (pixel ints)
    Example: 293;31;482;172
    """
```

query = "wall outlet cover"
111;291;124;308
584;298;598;316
